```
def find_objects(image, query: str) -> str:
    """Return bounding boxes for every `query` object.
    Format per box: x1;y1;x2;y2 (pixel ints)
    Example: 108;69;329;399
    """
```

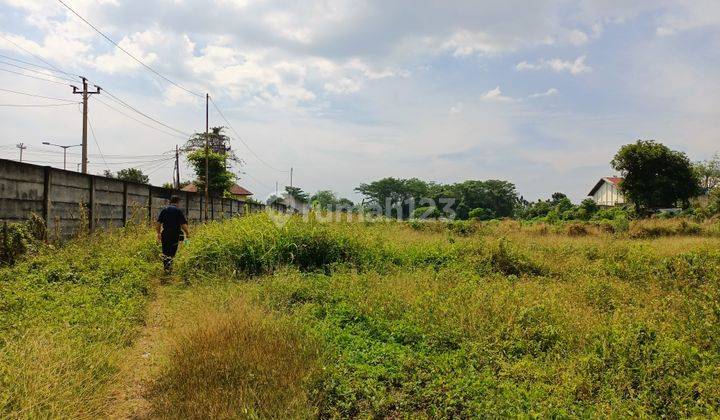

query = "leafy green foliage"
116;168;150;184
186;149;235;196
310;190;355;211
612;140;701;212
355;177;519;220
285;186;310;203
0;216;46;265
468;207;495;220
412;206;440;219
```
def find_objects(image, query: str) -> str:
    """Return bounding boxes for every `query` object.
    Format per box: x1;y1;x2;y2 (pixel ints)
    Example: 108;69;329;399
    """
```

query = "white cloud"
567;29;589;45
324;77;362;94
441;30;516;57
91;30;161;74
481;86;515;102
655;0;720;36
516;55;591;75
528;88;559;98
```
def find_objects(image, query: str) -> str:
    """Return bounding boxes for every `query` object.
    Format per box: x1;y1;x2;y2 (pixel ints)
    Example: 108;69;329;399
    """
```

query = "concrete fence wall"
0;158;279;239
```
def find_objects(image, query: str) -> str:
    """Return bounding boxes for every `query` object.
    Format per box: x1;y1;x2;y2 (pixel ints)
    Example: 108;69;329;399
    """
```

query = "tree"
355;177;518;220
285;186;309;204
311;190;339;209
693;153;720;193
611;140;701;213
185;126;237;196
102;168;149;184
577;198;599;220
468;207;495;220
186;126;233;155
186;150;234;196
551;192;568;205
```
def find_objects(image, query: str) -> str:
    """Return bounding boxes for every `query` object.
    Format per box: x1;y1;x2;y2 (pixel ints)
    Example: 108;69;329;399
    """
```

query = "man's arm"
181;224;190;239
155;222;163;242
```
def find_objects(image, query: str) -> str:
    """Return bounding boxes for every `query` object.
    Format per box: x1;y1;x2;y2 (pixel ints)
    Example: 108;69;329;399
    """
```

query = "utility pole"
16;143;26;162
72;77;100;174
175;145;181;189
290;167;293;188
42;142;82;170
204;93;210;221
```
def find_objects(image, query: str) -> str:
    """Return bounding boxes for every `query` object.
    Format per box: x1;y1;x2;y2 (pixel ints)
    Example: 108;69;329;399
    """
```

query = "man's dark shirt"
157;205;187;242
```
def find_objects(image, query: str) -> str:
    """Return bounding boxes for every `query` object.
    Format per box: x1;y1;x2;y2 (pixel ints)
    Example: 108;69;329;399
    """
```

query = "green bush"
468;207;495;221
0;215;46;266
412;206;440;219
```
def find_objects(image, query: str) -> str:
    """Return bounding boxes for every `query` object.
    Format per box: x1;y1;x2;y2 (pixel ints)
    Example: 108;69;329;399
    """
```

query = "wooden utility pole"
174;144;181;189
16;142;26;162
204;93;210;221
72;77;100;174
290;167;293;188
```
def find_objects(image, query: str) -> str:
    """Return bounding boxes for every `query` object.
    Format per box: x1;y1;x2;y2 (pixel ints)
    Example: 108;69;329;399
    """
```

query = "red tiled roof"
229;184;253;196
605;177;623;185
181;183;252;196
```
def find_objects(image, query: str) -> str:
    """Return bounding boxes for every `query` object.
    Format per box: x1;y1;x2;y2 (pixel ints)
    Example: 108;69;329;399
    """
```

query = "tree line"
298;140;716;221
104;136;719;221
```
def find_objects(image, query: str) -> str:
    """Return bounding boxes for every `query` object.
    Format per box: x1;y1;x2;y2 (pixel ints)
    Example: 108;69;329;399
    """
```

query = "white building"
588;177;625;207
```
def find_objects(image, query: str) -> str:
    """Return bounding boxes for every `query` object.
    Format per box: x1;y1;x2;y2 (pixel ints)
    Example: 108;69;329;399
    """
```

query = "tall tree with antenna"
185;127;235;196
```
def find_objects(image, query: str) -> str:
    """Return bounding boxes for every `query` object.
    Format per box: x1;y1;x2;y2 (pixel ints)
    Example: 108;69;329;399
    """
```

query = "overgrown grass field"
2;214;719;417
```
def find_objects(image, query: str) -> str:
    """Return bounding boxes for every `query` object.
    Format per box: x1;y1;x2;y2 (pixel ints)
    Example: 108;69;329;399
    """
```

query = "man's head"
169;196;180;205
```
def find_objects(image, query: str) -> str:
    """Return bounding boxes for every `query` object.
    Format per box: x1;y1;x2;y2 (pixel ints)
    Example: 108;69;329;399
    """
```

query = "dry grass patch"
147;295;321;419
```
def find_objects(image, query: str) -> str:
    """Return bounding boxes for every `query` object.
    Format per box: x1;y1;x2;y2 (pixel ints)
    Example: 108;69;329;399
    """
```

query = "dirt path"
106;279;174;419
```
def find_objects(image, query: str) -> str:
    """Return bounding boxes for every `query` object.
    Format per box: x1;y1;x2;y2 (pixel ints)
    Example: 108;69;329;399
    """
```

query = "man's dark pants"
161;235;180;273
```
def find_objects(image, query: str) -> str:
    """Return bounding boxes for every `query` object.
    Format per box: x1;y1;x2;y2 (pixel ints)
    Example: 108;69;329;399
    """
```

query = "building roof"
229;184;253;196
181;183;253;196
588;177;624;196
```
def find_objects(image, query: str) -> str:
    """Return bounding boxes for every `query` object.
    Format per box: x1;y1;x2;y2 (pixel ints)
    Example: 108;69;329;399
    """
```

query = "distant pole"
175;144;181;189
72;77;101;174
290;167;293;188
204;93;210;221
16;142;26;162
42;142;82;170
275;181;278;195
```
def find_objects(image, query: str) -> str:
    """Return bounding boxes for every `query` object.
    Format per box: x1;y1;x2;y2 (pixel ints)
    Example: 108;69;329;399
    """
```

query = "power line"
0;33;76;77
0;53;75;77
0;60;77;83
209;97;288;173
0;102;80;107
100;88;191;137
0;87;77;102
0;67;73;85
93;96;189;141
86;114;110;171
56;0;203;98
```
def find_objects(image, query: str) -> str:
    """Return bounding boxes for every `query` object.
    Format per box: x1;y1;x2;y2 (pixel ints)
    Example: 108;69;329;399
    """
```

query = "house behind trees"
588;177;625;207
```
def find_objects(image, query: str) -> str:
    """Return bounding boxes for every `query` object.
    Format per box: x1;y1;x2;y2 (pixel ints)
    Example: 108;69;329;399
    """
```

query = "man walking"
156;195;190;274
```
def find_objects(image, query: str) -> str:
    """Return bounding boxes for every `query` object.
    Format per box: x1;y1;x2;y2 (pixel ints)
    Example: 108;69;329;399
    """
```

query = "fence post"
211;196;215;221
199;195;203;222
88;175;95;233
42;166;52;241
122;182;128;226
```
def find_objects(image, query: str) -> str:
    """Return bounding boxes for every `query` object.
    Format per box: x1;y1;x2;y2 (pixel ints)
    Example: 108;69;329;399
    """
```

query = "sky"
0;0;718;203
